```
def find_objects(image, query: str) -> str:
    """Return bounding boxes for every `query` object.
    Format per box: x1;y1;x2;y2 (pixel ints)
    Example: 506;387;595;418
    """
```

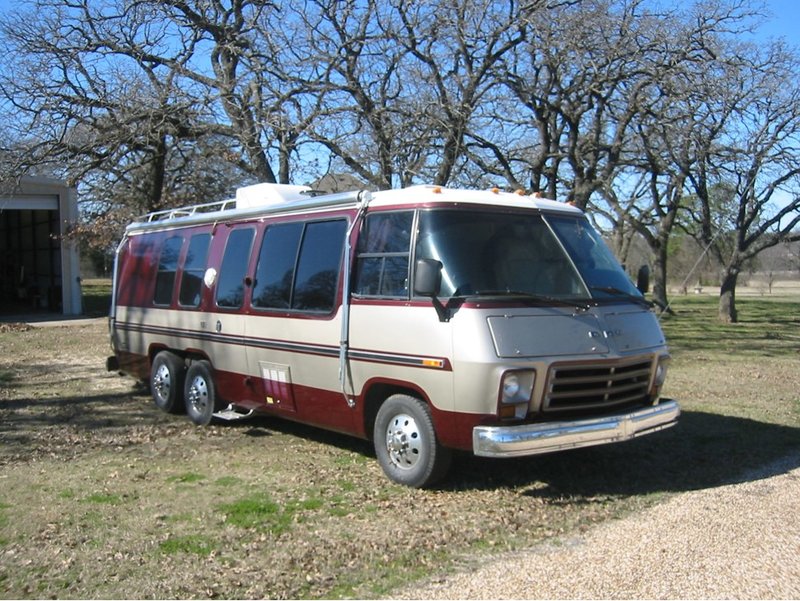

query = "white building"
0;176;82;315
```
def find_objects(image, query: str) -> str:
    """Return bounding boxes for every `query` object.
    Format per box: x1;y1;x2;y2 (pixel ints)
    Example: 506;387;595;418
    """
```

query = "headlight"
499;370;535;419
502;374;521;400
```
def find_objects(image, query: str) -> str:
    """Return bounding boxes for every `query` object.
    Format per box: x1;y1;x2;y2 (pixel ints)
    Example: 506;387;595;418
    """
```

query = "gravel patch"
395;452;800;599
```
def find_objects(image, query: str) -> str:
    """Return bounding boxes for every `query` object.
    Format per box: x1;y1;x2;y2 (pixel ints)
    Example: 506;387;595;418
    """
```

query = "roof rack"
136;183;316;224
126;187;372;235
139;199;238;223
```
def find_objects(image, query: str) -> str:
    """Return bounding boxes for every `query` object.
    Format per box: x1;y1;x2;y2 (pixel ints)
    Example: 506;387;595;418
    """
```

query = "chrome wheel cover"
384;412;422;470
152;363;171;404
187;375;210;415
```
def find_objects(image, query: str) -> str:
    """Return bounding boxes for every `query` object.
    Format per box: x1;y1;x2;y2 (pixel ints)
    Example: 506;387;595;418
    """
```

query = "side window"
215;228;255;309
253;222;304;309
253;219;347;312
294;220;347;311
153;236;184;306
354;211;413;297
178;233;211;307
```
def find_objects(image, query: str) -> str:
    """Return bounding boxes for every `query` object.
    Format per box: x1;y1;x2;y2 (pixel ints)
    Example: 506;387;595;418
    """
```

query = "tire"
373;394;452;488
150;351;185;414
184;360;218;426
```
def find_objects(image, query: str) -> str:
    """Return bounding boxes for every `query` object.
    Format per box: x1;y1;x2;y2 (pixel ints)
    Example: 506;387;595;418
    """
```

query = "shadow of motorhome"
219;409;800;495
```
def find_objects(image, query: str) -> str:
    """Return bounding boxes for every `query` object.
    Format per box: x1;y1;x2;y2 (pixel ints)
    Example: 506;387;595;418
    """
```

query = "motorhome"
107;183;679;487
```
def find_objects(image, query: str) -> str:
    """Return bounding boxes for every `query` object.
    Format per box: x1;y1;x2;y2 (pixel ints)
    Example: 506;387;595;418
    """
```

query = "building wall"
0;177;81;315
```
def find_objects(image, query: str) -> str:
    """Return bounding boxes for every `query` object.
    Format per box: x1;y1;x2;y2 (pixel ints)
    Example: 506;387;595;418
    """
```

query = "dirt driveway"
396;452;800;599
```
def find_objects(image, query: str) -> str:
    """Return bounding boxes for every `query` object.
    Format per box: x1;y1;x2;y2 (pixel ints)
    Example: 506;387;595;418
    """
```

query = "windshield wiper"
455;290;592;311
590;286;654;309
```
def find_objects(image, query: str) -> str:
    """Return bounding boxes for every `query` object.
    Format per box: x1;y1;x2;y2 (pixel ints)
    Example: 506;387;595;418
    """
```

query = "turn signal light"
499;405;517;419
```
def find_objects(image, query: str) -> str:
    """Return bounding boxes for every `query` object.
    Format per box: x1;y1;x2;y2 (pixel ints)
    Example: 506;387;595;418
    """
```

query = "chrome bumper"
472;399;680;458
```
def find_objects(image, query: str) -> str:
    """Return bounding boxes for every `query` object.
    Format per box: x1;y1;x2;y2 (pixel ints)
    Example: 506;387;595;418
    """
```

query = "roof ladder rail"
140;198;237;223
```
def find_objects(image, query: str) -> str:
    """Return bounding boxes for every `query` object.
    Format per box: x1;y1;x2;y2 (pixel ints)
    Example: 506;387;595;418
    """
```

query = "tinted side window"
253;222;304;309
216;228;255;309
294;220;347;311
253;219;347;312
178;233;211;307
153;236;184;306
354;212;413;297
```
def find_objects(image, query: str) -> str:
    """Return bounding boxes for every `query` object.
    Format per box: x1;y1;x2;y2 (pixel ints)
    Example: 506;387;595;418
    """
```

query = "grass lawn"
0;289;797;598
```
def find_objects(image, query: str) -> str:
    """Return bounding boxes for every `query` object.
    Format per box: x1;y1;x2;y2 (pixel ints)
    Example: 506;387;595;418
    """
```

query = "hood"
487;307;665;358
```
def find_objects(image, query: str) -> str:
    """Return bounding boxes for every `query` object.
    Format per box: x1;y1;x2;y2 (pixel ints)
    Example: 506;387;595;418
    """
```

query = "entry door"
245;218;349;415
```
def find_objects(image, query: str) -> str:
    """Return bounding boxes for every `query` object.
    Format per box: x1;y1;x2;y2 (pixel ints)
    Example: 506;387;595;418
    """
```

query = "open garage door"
0;179;81;316
0;195;62;313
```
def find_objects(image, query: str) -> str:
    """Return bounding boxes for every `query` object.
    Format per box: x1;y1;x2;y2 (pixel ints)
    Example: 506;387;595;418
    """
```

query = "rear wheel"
373;394;451;488
184;360;217;426
150;351;185;414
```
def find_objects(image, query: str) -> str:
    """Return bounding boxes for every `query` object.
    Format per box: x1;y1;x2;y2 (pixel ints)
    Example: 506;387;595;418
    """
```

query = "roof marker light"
432;186;442;194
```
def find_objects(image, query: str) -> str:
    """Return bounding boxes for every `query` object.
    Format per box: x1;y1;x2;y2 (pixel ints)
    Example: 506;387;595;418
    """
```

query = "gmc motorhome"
108;183;679;487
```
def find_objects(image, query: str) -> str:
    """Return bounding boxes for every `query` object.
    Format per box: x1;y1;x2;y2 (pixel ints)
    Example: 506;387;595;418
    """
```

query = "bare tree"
0;0;213;213
494;0;672;206
281;0;413;189
286;0;539;190
683;40;800;322
155;0;309;185
0;0;317;237
599;0;744;312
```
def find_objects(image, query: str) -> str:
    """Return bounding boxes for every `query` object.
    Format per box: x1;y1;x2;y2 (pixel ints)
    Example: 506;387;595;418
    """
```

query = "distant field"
669;276;800;298
80;278;113;316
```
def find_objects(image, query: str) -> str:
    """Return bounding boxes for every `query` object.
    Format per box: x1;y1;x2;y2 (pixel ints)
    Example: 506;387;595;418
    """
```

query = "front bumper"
472;399;680;458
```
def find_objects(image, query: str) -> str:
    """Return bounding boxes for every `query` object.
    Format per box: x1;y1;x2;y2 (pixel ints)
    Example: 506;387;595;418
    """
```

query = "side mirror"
414;258;442;297
636;265;650;294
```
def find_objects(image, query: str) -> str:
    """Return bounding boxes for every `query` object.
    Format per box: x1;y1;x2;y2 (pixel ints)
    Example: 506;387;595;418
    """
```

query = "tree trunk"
147;135;168;212
651;242;669;312
718;268;739;323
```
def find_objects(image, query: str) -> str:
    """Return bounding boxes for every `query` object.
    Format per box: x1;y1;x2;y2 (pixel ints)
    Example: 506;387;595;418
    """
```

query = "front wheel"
373;394;451;488
184;360;218;426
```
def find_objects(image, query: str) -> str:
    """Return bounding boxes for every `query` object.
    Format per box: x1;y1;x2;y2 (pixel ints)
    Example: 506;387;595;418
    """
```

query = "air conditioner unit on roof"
235;183;312;209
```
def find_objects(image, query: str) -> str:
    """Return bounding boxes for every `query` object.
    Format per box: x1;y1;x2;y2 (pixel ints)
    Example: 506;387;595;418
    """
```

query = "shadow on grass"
3;386;797;500
235;409;799;497
0;391;155;430
445;411;800;496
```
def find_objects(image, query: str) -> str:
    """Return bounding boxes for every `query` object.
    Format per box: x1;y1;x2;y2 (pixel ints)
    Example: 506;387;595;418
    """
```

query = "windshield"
414;209;640;301
546;215;641;298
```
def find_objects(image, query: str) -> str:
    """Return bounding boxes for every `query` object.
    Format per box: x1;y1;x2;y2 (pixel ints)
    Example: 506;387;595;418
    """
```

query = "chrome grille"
544;359;652;412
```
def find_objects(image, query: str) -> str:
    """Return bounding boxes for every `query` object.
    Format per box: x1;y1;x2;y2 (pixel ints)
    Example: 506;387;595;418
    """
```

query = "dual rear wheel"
150;351;184;414
183;360;217;426
150;352;217;426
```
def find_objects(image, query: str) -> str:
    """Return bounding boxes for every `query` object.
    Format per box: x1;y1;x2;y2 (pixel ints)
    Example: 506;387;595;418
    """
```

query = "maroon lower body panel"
429;404;494;451
112;350;485;452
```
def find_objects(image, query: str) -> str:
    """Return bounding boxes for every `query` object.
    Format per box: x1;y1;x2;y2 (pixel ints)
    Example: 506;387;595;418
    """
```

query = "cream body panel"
347;303;455;411
114;306;249;374
243;310;343;392
115;305;346;391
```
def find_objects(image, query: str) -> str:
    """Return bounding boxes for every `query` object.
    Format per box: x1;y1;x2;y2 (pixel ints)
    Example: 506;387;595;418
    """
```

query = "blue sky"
0;0;797;45
747;0;800;47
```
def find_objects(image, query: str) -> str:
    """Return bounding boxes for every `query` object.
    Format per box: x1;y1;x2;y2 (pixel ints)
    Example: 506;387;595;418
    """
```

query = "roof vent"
235;183;312;209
